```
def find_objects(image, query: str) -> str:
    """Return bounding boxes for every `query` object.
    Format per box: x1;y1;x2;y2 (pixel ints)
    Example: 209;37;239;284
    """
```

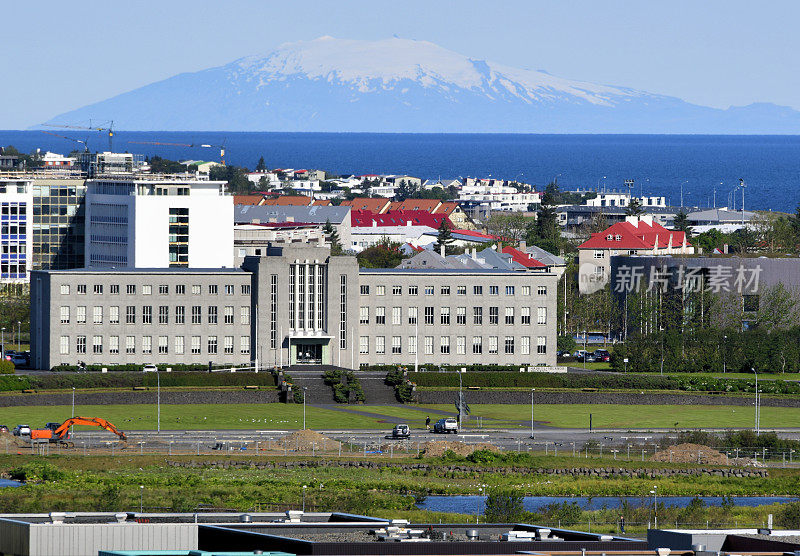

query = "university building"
32;244;559;370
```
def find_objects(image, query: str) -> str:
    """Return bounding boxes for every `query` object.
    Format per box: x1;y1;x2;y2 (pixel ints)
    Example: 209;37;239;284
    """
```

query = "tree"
209;165;253;194
356;240;405;268
486;213;529;242
625;198;644;216
484;490;525;523
434;219;455;254
323;219;343;255
792;203;800;239
673;210;691;235
256;156;267;172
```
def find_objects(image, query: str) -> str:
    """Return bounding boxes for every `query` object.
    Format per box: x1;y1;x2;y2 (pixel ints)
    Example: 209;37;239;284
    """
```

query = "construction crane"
40;130;89;152
128;140;226;165
43;120;115;152
29;417;127;448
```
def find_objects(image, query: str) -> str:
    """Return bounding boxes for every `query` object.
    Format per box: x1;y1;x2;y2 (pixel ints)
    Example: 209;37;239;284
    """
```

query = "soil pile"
0;431;27;449
279;429;341;452
422;440;500;457
652;443;728;465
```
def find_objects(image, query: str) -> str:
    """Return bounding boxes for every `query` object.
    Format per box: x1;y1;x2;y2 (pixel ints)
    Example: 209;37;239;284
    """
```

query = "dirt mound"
422;440;500;458
279;429;341;452
0;431;27;449
652;443;729;465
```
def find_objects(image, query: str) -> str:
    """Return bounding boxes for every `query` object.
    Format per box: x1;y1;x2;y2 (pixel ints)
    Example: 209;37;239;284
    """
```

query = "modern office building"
31;176;87;271
0;178;33;284
84;175;233;269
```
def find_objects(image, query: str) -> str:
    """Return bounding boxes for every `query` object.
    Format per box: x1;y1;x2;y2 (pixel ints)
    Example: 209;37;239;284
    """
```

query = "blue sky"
1;0;797;129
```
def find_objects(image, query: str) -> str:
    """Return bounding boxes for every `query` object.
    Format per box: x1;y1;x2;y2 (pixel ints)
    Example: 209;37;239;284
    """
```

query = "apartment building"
0;178;33;283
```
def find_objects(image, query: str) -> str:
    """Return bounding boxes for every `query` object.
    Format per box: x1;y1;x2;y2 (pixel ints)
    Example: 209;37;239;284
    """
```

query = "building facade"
31;176;87;271
0;178;33;284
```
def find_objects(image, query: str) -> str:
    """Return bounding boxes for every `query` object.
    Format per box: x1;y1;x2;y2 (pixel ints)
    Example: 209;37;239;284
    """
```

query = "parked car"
0;425;8;433
557;350;573;358
433;418;458;434
142;364;158;373
573;350;597;362
392;424;410;439
12;424;31;437
593;349;611;362
9;353;27;367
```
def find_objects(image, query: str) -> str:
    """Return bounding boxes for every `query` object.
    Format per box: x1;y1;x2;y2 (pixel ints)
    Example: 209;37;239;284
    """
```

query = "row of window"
359;306;547;325
59;305;250;325
60;335;250;356
360;284;548;296
358;335;547;355
60;283;250;296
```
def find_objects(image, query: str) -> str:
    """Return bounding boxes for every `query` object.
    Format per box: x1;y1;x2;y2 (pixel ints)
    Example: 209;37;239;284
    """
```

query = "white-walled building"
458;182;541;212
0;178;33;284
581;191;666;208
84;176;233;269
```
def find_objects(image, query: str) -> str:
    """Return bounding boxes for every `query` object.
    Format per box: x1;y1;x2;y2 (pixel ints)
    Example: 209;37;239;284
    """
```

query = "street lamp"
303;386;308;430
157;368;161;434
649;486;658;528
477;484;487;524
139;485;144;513
71;387;75;436
722;335;727;373
753;367;760;435
583;330;587;370
530;388;535;439
302;485;307;512
16;321;21;351
1;327;5;358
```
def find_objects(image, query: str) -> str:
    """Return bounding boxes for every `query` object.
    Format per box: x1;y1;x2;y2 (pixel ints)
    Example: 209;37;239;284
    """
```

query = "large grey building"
32;245;559;370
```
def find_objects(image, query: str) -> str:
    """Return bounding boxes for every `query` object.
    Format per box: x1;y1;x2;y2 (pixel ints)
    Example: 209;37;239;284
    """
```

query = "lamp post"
302;485;307;512
650;485;658;528
753;368;760;435
302;386;308;430
157;368;161;434
1;327;5;358
139;485;144;513
71;387;75;437
477;484;486;524
583;330;587;370
16;321;21;351
530;388;535;439
722;335;727;373
740;179;746;226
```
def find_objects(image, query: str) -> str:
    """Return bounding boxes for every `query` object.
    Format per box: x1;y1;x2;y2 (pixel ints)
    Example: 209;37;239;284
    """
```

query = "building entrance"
294;342;323;365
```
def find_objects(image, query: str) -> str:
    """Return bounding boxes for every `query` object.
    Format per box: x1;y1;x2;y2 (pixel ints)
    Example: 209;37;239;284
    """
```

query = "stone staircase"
283;368;397;405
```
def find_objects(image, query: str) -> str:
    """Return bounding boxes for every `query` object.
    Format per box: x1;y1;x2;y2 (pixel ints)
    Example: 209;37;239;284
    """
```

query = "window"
175;306;185;324
457;286;466;295
488;336;498;354
126;306;135;324
376;285;385;296
208;285;218;295
456;336;466;355
142;336;152;354
191;306;201;324
224;336;234;354
76;306;86;324
392;336;402;354
472;336;482;354
159;284;169;295
375;336;385;354
408;285;418;296
60;336;69;355
176;284;185;295
76;335;86;354
505;307;514;325
191;336;201;354
240;306;250;325
175;336;185;355
408;336;417;355
375;307;386;325
593;250;604;259
538;285;547;296
240;336;250;354
159;306;169;324
208;336;218;354
126;336;135;354
127;284;136;295
424;336;434;355
192;285;201;295
108;336;119;354
142;285;152;295
110;284;119;294
440;307;450;325
142;306;152;324
60;284;70;295
521;336;531;355
359;307;369;325
92;335;103;354
441;285;450;295
109;306;119;324
392;307;401;325
225;284;234;295
473;306;483;325
521;307;531;325
537;336;547;354
506;286;515;296
360;285;370;295
424;306;434;325
424;286;434;296
60;306;70;324
392;285;402;295
505;336;515;354
489;285;499;295
537;307;547;325
440;336;450;354
208;306;218;324
473;285;483;295
408;307;418;324
456;307;466;325
77;284;86;295
359;336;369;354
489;307;499;325
521;286;531;296
224;306;234;324
93;306;103;324
241;284;250;295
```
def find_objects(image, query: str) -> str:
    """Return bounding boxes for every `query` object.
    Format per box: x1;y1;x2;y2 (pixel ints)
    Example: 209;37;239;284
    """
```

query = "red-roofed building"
432;201;473;229
577;215;694;293
351;210;452;229
261;196;314;206
340;197;392;213
501;246;547;268
233;194;266;206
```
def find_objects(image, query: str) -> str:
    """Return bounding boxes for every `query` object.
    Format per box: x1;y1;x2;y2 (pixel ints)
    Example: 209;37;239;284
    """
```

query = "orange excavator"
29;417;127;448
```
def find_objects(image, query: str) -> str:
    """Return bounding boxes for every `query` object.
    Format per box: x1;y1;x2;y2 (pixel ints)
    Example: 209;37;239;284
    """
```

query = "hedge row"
50;363;247;373
0;372;279;392
409;371;676;390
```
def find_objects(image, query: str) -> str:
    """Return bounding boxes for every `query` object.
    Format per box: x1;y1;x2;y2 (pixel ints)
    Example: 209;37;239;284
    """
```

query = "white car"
142;364;158;373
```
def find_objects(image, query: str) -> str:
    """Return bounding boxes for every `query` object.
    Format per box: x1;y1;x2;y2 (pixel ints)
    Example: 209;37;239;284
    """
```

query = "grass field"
0;402;794;431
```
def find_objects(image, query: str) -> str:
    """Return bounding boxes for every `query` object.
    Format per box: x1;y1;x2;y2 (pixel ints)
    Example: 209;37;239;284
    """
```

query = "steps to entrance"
282;368;398;405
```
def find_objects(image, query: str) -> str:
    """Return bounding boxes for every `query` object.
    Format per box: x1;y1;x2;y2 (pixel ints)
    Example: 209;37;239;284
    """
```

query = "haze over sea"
2;131;799;213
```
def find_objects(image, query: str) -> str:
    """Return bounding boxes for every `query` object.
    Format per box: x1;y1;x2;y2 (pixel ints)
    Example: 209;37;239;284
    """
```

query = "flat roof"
32;268;248;275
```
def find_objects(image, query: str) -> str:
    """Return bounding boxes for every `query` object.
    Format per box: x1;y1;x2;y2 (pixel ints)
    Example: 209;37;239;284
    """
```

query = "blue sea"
2;131;799;212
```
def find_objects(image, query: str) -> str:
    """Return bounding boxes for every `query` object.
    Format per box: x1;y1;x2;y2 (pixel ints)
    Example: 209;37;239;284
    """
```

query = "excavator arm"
53;417;127;441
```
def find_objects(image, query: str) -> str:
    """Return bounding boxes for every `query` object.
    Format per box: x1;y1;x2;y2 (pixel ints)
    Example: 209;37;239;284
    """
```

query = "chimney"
286;216;294;223
440;244;445;257
250;218;261;224
519;240;527;252
372;221;377;227
471;247;477;259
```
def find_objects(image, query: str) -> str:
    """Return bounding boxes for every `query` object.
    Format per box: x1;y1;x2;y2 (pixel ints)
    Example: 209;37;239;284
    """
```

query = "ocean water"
1;131;799;212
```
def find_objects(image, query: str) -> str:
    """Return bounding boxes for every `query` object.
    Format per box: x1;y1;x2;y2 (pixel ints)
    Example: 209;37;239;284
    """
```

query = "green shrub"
0;360;15;374
9;462;65;483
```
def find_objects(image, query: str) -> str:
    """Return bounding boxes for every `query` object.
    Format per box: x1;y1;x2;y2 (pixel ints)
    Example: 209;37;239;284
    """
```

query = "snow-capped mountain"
43;36;800;133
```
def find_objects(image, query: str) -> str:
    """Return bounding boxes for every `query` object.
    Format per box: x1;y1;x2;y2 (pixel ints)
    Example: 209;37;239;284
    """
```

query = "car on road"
433;418;458;434
142;364;158;373
392;424;410;439
12;424;31;436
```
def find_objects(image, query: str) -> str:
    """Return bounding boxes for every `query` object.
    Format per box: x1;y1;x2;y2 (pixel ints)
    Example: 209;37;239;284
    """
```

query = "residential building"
351;224;438;251
351;210;451;229
367;184;397;198
556;205;677;230
84;176;233;269
458;182;541;214
245;171;280;186
581;190;666;208
234;204;352;250
341;197;391;213
41;151;76;167
233;194;266;206
687;207;755;233
0;178;33;284
577;215;693;293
